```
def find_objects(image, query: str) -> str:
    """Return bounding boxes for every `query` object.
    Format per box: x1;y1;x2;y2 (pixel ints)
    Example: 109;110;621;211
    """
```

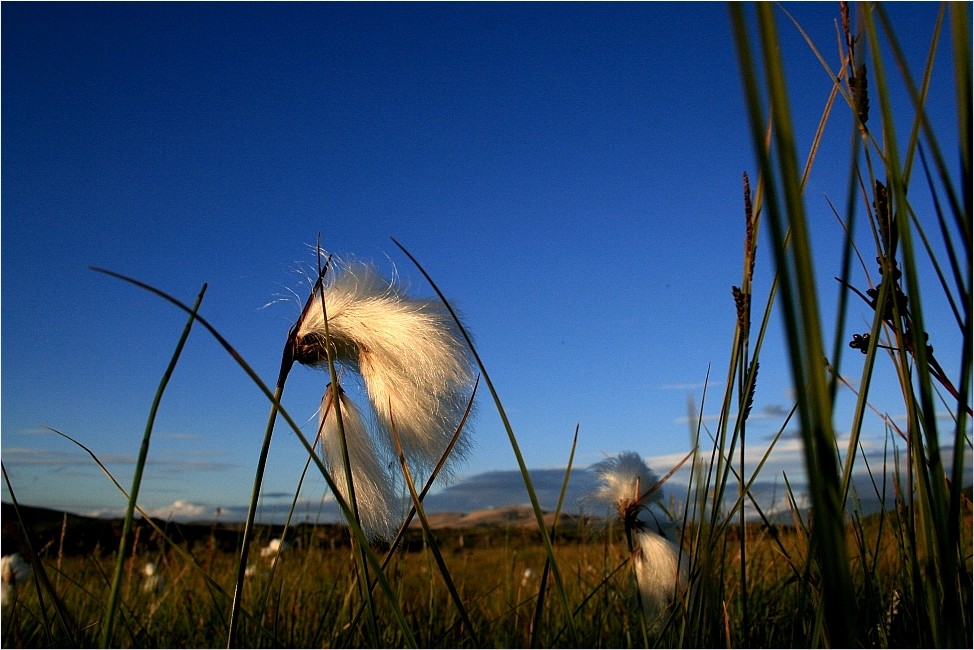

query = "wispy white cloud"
2;447;235;473
84;495;342;524
659;383;710;391
675;404;797;425
157;431;203;441
2;447;107;467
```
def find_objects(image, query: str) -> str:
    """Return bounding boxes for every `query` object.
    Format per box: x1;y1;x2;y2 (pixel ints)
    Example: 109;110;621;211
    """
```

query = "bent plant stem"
341;379;479;642
392;237;580;646
313;265;383;648
2;463;77;646
226;383;286;648
101;283;206;649
229;260;334;648
732;5;855;645
389;414;481;645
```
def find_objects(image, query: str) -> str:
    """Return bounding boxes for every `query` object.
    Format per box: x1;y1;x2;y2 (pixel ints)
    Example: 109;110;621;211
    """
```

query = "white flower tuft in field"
142;561;167;595
290;259;476;541
1;553;31;608
590;452;687;628
260;537;291;560
591;451;663;519
631;527;686;627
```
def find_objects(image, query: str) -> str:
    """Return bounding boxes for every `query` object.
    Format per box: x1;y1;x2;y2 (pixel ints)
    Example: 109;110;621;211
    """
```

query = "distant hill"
1;502;594;558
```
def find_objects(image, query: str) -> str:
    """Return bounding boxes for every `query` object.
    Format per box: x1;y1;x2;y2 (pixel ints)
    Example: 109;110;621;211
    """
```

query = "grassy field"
3;3;971;648
3;509;968;648
3;505;971;647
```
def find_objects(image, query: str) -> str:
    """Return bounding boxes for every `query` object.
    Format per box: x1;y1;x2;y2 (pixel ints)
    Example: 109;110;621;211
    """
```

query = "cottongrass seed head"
591;451;664;526
141;562;167;596
291;258;477;541
259;538;291;560
1;553;31;608
590;451;687;629
319;384;399;541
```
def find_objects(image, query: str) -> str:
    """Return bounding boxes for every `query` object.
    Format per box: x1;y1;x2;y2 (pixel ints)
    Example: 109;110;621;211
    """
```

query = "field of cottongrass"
2;3;971;648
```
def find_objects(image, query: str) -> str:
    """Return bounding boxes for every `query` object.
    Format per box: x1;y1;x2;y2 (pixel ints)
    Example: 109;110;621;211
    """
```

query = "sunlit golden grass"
4;509;968;647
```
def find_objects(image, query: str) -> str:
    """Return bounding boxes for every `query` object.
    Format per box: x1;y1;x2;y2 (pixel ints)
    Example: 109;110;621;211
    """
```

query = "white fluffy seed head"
1;554;31;609
319;384;400;542
590;451;663;523
292;260;476;541
632;529;688;627
260;538;290;559
296;262;475;473
589;452;686;628
1;554;30;586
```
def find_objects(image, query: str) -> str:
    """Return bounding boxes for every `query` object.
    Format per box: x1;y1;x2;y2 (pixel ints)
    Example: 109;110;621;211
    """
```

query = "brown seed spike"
850;63;869;128
742;361;758;422
840;2;853;57
874;180;892;253
732;285;750;333
742;172;756;284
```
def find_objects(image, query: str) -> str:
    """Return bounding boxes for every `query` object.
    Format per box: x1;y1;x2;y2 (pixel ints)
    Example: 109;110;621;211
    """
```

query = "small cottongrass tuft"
1;553;31;608
259;538;290;560
141;561;166;596
590;451;687;629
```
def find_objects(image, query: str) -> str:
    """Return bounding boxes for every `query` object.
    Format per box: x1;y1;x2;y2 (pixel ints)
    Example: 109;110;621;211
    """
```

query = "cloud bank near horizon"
69;457;967;526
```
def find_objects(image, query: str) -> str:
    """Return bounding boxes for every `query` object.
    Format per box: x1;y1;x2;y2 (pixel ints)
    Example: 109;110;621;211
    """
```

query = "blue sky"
2;3;968;524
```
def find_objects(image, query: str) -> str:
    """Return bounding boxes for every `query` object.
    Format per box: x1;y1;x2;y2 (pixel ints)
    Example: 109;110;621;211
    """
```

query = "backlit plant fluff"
591;451;687;628
290;259;476;541
1;553;31;608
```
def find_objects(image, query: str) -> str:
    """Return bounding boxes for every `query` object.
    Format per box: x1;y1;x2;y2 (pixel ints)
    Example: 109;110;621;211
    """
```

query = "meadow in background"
2;3;971;648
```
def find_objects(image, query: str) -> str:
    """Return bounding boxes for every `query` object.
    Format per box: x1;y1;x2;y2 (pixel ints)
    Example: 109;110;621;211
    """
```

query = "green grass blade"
392;237;581;646
225;383;285;648
731;5;856;644
531;426;578;648
1;463;77;645
390;419;480;645
100;283;206;648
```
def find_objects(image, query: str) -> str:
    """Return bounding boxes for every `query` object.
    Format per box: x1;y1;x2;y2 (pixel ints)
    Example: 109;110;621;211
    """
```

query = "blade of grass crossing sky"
950;4;971;208
864;5;970;645
531;425;578;649
389;417;480;645
100;283;205;649
731;4;855;645
312;266;384;647
392;238;580;647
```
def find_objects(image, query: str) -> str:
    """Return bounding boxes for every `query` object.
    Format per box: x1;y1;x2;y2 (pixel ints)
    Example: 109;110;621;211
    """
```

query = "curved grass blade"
392;237;581;646
1;463;77;646
730;5;855;644
100;283;206;648
530;424;579;648
389;413;481;645
347;377;479;637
